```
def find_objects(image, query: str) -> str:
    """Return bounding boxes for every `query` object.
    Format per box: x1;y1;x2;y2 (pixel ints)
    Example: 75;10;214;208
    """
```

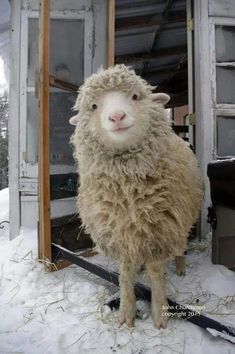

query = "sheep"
70;64;203;329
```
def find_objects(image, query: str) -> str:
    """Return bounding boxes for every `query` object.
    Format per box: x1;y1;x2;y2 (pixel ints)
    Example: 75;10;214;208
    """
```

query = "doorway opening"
38;0;195;268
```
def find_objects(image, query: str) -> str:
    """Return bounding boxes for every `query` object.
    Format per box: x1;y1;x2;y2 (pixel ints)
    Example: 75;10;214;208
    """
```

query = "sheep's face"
72;90;170;150
91;90;147;145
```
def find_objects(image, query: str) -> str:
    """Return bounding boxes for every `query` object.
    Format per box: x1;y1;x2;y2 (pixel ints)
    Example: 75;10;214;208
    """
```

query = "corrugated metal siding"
115;0;188;103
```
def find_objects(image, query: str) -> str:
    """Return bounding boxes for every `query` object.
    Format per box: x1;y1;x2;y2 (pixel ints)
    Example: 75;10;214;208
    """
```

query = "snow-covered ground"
0;188;235;354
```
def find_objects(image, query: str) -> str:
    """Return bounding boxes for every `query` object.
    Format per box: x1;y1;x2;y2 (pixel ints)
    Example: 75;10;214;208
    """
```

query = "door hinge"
187;113;195;125
187;18;194;31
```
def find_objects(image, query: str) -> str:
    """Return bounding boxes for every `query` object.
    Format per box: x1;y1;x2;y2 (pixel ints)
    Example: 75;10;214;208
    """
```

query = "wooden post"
38;0;51;262
107;0;115;66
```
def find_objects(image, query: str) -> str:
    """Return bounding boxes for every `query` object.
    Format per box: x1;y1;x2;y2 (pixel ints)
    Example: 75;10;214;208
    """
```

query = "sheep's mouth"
109;125;133;133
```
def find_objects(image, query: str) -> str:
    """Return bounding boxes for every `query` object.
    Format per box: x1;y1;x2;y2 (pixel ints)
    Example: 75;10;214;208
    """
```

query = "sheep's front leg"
145;259;168;329
118;260;137;327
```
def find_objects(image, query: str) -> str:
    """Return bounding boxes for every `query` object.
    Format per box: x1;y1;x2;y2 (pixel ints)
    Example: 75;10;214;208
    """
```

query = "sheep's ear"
69;115;78;126
150;93;170;106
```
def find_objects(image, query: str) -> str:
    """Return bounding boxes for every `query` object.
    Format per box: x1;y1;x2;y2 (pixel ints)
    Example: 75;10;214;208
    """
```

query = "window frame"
210;17;235;158
19;8;93;179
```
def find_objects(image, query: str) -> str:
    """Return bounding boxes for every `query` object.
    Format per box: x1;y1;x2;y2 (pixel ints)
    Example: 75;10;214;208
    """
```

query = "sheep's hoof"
118;304;136;328
176;269;186;276
153;315;168;330
151;302;168;330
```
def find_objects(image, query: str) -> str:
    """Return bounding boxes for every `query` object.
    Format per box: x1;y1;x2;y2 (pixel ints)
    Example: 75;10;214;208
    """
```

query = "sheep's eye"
132;94;139;101
92;103;97;110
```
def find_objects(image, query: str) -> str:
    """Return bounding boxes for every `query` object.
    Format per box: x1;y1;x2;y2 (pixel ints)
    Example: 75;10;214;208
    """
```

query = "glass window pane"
50;19;84;84
27;91;77;165
28;19;39;86
50;90;77;165
28;18;84;86
216;67;235;104
215;25;235;62
217;116;235;156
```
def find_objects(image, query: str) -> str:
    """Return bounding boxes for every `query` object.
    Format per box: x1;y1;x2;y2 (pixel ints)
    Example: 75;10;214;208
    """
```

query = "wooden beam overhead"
115;10;186;32
151;0;174;51
115;45;187;64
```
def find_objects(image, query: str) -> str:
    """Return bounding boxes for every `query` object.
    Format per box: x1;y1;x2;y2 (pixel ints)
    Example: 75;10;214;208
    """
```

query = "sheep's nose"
109;112;126;122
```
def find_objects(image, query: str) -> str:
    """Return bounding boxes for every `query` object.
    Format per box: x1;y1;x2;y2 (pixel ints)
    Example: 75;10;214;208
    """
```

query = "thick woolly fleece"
71;65;203;264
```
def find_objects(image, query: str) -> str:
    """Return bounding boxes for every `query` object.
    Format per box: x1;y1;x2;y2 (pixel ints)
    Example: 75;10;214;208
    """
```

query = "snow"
206;328;235;344
0;188;235;354
211;158;235;163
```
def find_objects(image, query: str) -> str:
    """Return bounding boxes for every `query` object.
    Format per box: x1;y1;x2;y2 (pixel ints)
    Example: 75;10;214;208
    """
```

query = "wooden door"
38;0;115;268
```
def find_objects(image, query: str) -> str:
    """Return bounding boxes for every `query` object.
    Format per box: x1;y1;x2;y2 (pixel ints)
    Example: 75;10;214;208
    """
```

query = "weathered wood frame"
194;0;235;236
107;0;115;66
9;0;21;240
194;0;213;236
38;0;51;261
209;16;235;159
38;0;114;266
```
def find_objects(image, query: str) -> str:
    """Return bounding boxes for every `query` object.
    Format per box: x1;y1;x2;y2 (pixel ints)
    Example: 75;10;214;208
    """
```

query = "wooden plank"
54;260;72;271
107;0;115;66
9;0;21;240
38;0;51;261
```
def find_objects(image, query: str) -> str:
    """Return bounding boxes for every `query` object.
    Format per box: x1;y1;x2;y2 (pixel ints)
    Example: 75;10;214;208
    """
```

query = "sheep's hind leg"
175;255;186;276
118;260;137;328
145;259;168;329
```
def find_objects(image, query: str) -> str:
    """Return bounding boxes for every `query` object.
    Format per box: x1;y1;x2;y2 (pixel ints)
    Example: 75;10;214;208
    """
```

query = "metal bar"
52;244;235;344
49;75;79;93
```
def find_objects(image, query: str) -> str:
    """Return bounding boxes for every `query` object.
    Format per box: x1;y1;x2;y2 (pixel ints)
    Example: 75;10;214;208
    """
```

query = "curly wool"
71;65;203;264
73;64;154;113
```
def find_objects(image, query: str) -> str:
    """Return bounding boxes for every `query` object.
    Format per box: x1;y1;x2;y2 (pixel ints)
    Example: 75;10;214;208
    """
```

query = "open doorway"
113;0;198;240
114;0;194;149
38;0;196;267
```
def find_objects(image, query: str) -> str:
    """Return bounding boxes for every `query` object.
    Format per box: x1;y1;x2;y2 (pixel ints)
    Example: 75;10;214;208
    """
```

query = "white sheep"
70;65;203;329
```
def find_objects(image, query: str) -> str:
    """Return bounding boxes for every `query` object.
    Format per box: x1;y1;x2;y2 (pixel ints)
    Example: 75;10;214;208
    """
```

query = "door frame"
38;0;115;267
194;0;213;237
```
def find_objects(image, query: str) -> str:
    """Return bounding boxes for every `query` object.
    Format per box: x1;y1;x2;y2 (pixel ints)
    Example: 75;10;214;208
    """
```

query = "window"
26;17;84;164
217;116;235;157
214;24;235;157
